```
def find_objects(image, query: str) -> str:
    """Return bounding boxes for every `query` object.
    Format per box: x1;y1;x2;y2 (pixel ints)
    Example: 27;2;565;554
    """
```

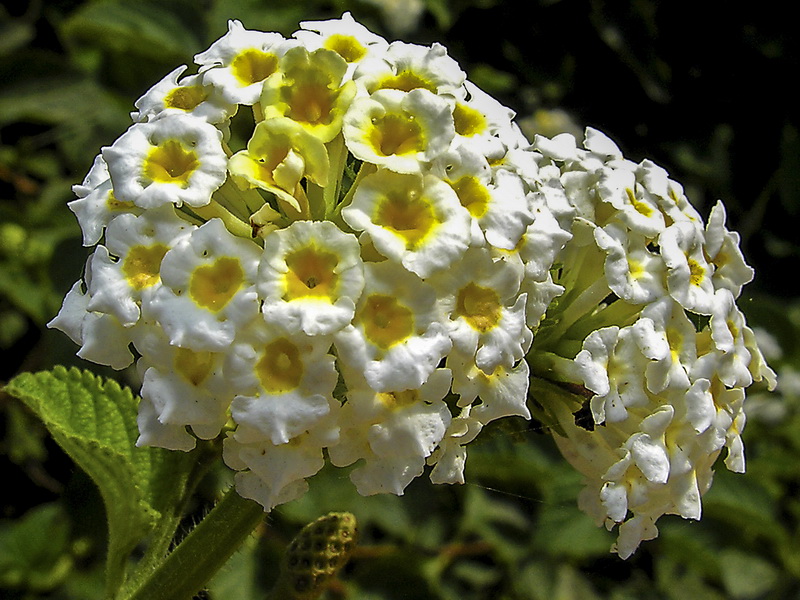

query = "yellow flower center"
231;49;279;85
173;347;215;386
367;113;425;157
665;328;683;364
453;102;487;137
122;243;169;290
727;319;740;339
143;140;200;187
377;388;420;410
189;256;244;312
285;81;335;125
628;259;645;280
324;34;367;63
361;294;414;349
450;175;490;218
252;145;290;182
688;258;705;287
283;245;339;301
106;190;134;211
164;85;208;111
625;188;653;217
455;282;501;332
375;190;437;249
376;70;436;94
256;337;303;394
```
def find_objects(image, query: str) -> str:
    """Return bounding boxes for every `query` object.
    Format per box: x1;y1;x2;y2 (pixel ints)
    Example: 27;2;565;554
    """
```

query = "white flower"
227;116;330;216
294;12;389;76
635;298;697;393
343;88;455;174
47;279;136;370
448;350;531;423
103;114;227;209
595;167;665;237
329;368;452;495
226;320;338;445
194;20;295;105
131;65;236;124
136;395;198;451
433;247;531;374
135;324;232;446
223;406;338;510
659;220;716;315
354;41;465;100
342;169;471;278
451;81;519;155
693;288;754;389
260;46;357;143
433;144;534;250
148;218;261;351
258;220;365;335
427;407;483;485
68;170;141;246
594;223;666;305
334;261;452;392
86;207;194;326
576;326;651;424
704;200;754;297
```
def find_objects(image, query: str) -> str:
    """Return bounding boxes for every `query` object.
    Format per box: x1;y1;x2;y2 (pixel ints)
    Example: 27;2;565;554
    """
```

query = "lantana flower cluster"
525;131;776;557
50;13;774;557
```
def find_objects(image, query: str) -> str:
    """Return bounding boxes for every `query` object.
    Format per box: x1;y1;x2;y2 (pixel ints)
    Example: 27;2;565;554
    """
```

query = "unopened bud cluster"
273;512;357;600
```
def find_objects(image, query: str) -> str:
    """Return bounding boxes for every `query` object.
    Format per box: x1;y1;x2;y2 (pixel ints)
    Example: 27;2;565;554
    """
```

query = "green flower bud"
271;512;357;600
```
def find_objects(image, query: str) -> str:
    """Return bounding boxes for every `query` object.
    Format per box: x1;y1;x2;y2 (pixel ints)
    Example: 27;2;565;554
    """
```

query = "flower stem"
121;488;265;600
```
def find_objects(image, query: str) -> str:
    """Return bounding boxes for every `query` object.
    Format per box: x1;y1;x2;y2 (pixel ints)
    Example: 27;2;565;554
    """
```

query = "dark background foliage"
1;1;798;598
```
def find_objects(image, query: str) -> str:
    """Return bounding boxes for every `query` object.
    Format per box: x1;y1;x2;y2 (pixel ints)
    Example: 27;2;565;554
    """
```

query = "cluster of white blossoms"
49;13;774;557
525;132;777;557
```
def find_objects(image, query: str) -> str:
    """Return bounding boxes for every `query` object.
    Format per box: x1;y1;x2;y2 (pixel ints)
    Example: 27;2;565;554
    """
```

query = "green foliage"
4;367;198;596
0;503;73;592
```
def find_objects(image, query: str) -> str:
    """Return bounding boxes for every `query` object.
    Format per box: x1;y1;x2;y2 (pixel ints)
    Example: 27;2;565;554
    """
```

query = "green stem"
122;488;265;600
527;350;583;384
192;200;253;239
323;134;347;218
124;442;222;592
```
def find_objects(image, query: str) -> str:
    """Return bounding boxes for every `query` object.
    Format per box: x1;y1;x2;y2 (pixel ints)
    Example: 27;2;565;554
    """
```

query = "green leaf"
4;367;196;597
60;1;201;64
718;549;780;600
0;503;73;591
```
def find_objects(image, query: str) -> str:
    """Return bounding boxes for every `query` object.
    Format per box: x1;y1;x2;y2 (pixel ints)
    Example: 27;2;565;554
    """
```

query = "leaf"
531;504;613;559
4;367;195;596
718;549;780;600
0;503;73;591
60;1;201;64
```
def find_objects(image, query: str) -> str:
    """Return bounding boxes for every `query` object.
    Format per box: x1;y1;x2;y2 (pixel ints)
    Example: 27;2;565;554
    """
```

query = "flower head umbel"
51;14;774;559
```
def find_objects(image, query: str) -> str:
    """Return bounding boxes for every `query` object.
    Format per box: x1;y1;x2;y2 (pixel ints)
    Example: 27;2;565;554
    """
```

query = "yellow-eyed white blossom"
334;261;451;392
131;65;236;124
225;318;338;445
342;169;470;277
194;20;295;105
343;88;455;174
260;46;356;143
86;206;194;326
103;113;228;209
148;218;261;351
258;220;365;335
